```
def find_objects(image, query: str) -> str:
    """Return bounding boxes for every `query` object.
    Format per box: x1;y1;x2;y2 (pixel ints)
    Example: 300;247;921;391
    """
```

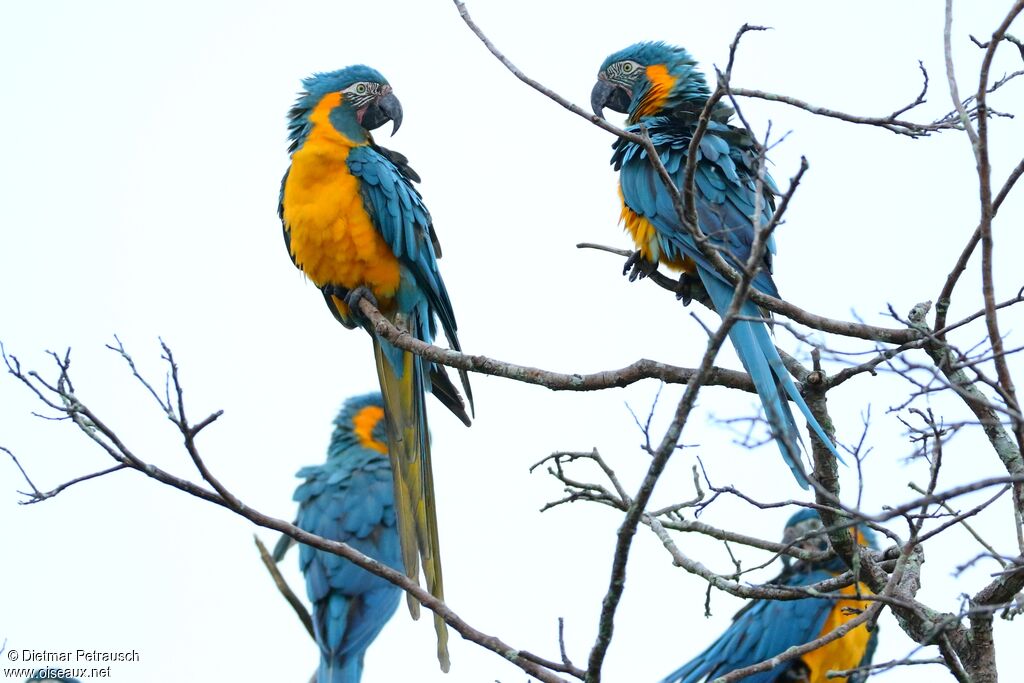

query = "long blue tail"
701;276;844;488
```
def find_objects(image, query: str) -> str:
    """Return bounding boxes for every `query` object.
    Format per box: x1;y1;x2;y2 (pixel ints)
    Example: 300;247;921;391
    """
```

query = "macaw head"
591;42;710;124
287;65;403;151
329;392;388;457
781;509;879;571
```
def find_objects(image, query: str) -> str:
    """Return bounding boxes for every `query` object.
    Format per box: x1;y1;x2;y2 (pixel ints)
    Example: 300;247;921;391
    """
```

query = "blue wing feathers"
346;145;457;349
348;144;473;421
660;569;835;683
292;442;402;681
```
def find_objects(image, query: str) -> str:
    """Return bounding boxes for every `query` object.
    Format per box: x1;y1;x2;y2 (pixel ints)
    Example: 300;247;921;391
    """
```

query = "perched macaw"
273;393;402;683
659;509;878;683
279;66;472;670
591;43;842;487
25;671;81;683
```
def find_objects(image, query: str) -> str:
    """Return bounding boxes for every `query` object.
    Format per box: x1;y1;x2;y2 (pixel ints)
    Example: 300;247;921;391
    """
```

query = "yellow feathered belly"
283;141;401;314
801;582;873;683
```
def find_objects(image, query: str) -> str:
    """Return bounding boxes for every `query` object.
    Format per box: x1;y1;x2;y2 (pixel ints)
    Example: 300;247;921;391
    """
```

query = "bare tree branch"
8;5;1024;681
3;345;579;683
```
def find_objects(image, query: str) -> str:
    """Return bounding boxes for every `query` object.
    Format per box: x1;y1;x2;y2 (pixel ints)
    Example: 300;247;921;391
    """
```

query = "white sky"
2;1;1023;681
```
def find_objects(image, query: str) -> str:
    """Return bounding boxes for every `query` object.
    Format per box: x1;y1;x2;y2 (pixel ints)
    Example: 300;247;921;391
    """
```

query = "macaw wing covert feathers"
348;145;473;419
660;569;835;683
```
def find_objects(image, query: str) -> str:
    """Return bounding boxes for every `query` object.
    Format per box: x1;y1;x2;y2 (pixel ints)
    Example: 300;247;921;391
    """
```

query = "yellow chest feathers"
800;582;874;683
618;185;695;274
282;94;401;299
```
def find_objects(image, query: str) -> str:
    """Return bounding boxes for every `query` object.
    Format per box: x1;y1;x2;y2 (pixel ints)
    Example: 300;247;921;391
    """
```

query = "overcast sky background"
3;1;1024;681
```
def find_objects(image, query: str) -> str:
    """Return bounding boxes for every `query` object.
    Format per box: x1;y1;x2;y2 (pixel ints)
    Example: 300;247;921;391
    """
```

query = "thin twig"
254;534;315;640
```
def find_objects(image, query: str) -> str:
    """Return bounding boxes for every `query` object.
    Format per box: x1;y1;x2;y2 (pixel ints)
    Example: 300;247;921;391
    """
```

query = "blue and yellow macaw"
659;509;878;683
279;66;472;670
273;393;402;683
591;43;842;487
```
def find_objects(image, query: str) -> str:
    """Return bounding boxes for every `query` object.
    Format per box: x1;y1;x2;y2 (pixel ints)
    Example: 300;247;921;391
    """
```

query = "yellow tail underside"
282;93;401;304
373;339;450;672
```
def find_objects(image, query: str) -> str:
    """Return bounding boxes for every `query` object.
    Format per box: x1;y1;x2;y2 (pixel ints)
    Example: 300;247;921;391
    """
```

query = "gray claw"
345;285;379;317
623;250;656;282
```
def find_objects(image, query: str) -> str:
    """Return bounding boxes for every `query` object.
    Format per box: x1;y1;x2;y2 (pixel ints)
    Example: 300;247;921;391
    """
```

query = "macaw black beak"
591;78;632;119
362;91;403;136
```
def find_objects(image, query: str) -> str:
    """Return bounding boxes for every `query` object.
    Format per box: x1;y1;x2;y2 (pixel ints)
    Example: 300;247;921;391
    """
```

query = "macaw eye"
356;83;366;94
622;63;634;73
